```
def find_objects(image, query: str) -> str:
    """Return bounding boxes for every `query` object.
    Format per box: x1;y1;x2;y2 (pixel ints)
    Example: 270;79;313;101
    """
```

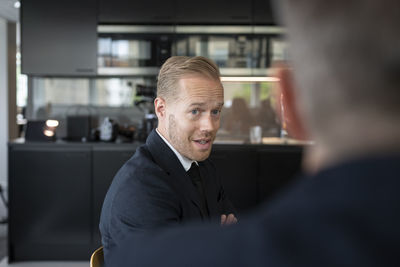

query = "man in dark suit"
99;56;237;263
108;0;400;266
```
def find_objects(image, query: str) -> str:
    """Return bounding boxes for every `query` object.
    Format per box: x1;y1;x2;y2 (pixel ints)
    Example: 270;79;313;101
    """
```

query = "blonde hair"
157;56;221;102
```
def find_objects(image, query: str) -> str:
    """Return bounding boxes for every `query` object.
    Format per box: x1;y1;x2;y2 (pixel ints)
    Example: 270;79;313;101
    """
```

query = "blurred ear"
154;97;166;120
275;66;308;140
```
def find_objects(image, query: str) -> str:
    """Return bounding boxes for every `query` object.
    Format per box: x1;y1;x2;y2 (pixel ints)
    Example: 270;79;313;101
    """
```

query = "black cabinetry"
98;0;274;25
258;146;303;203
211;144;303;214
8;142;303;261
98;0;176;24
210;146;258;212
9;145;92;261
253;0;276;25
21;0;278;76
21;0;97;76
176;0;251;24
8;142;139;261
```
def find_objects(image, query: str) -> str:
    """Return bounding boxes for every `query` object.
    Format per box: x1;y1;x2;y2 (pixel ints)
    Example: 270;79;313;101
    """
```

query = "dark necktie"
187;162;209;218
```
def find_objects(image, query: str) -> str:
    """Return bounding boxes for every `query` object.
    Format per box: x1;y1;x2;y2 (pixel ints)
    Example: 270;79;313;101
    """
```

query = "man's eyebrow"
188;102;224;107
189;102;206;107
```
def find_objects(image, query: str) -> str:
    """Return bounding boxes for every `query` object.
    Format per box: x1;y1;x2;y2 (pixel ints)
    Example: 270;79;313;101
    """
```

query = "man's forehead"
177;81;223;99
178;75;222;89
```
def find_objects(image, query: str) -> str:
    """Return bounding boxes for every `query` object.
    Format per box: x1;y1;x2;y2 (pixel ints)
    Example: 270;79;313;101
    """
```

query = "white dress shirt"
156;128;197;171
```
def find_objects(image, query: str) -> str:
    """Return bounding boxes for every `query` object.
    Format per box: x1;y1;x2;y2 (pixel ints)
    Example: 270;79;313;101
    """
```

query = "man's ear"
275;66;308;140
154;97;166;119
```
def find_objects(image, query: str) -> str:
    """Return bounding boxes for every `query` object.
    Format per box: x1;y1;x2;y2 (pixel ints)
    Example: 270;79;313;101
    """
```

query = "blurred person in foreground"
108;0;400;266
100;56;236;264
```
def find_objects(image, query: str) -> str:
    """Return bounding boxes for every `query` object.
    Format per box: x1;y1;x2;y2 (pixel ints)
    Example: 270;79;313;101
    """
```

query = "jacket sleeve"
218;183;237;216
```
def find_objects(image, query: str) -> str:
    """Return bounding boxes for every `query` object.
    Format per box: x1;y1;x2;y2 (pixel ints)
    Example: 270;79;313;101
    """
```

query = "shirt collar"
156;128;197;172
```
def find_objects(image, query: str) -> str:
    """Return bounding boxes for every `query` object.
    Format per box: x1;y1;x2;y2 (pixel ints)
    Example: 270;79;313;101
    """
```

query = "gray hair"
278;0;400;150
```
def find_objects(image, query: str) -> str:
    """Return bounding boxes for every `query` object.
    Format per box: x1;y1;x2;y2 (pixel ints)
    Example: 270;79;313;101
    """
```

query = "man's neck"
155;128;196;171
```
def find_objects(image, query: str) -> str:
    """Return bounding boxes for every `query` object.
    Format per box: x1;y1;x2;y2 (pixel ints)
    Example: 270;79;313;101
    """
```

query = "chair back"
90;246;104;267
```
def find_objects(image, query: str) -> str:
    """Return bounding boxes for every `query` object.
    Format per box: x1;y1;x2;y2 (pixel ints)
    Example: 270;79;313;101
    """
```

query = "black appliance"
66;115;93;142
25;120;55;142
97;25;173;76
96;25;284;76
134;84;158;141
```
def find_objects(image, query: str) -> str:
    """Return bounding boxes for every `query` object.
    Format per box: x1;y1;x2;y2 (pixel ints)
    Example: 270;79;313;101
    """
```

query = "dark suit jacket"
99;130;235;262
111;153;400;267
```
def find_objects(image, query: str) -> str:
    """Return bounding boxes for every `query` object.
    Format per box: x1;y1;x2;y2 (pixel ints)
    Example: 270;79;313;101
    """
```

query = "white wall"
0;17;8;190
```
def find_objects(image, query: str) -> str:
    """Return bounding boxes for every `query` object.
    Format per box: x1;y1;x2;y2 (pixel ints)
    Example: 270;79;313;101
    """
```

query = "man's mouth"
193;138;212;149
194;139;210;144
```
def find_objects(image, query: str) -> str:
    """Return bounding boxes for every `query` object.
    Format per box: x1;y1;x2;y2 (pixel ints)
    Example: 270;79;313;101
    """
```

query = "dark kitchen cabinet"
98;0;176;24
253;0;276;25
176;0;252;24
210;146;259;213
258;146;303;203
8;142;139;261
21;0;97;76
8;145;92;261
8;141;303;261
98;0;253;25
211;144;303;214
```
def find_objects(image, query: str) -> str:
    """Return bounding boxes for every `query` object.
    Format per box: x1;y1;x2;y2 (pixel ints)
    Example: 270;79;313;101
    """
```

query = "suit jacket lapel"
146;130;204;216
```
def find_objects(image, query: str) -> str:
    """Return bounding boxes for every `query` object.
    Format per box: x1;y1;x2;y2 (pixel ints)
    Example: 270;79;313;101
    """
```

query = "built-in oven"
97;25;286;77
98;26;174;76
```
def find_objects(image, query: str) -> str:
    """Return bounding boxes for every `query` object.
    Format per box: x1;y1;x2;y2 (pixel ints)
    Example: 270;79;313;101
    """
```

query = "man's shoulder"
100;143;177;229
129;143;156;165
117;143;167;182
262;154;400;223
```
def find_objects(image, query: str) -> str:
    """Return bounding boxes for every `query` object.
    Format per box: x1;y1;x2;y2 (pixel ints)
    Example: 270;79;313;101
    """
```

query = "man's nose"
199;113;217;132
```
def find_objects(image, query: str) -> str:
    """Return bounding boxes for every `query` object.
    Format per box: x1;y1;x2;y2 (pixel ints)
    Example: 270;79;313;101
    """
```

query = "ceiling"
0;0;19;22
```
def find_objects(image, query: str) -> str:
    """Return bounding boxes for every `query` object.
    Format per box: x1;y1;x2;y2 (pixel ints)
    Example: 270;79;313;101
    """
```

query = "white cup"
249;126;262;144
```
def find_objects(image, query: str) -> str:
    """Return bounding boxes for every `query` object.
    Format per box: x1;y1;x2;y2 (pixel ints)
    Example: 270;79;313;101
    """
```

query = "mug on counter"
249;125;262;144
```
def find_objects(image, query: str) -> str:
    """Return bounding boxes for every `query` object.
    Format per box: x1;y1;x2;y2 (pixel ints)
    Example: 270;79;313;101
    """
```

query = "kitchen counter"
13;136;311;147
8;139;305;261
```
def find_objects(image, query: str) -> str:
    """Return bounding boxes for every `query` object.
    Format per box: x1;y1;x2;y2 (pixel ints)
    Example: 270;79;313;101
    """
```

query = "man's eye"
191;109;199;115
211;109;221;115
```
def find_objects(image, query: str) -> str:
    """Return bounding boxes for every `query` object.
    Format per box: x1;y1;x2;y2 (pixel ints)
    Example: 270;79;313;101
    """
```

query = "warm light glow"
14;1;21;8
220;76;280;82
43;130;55;137
46;120;59;127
